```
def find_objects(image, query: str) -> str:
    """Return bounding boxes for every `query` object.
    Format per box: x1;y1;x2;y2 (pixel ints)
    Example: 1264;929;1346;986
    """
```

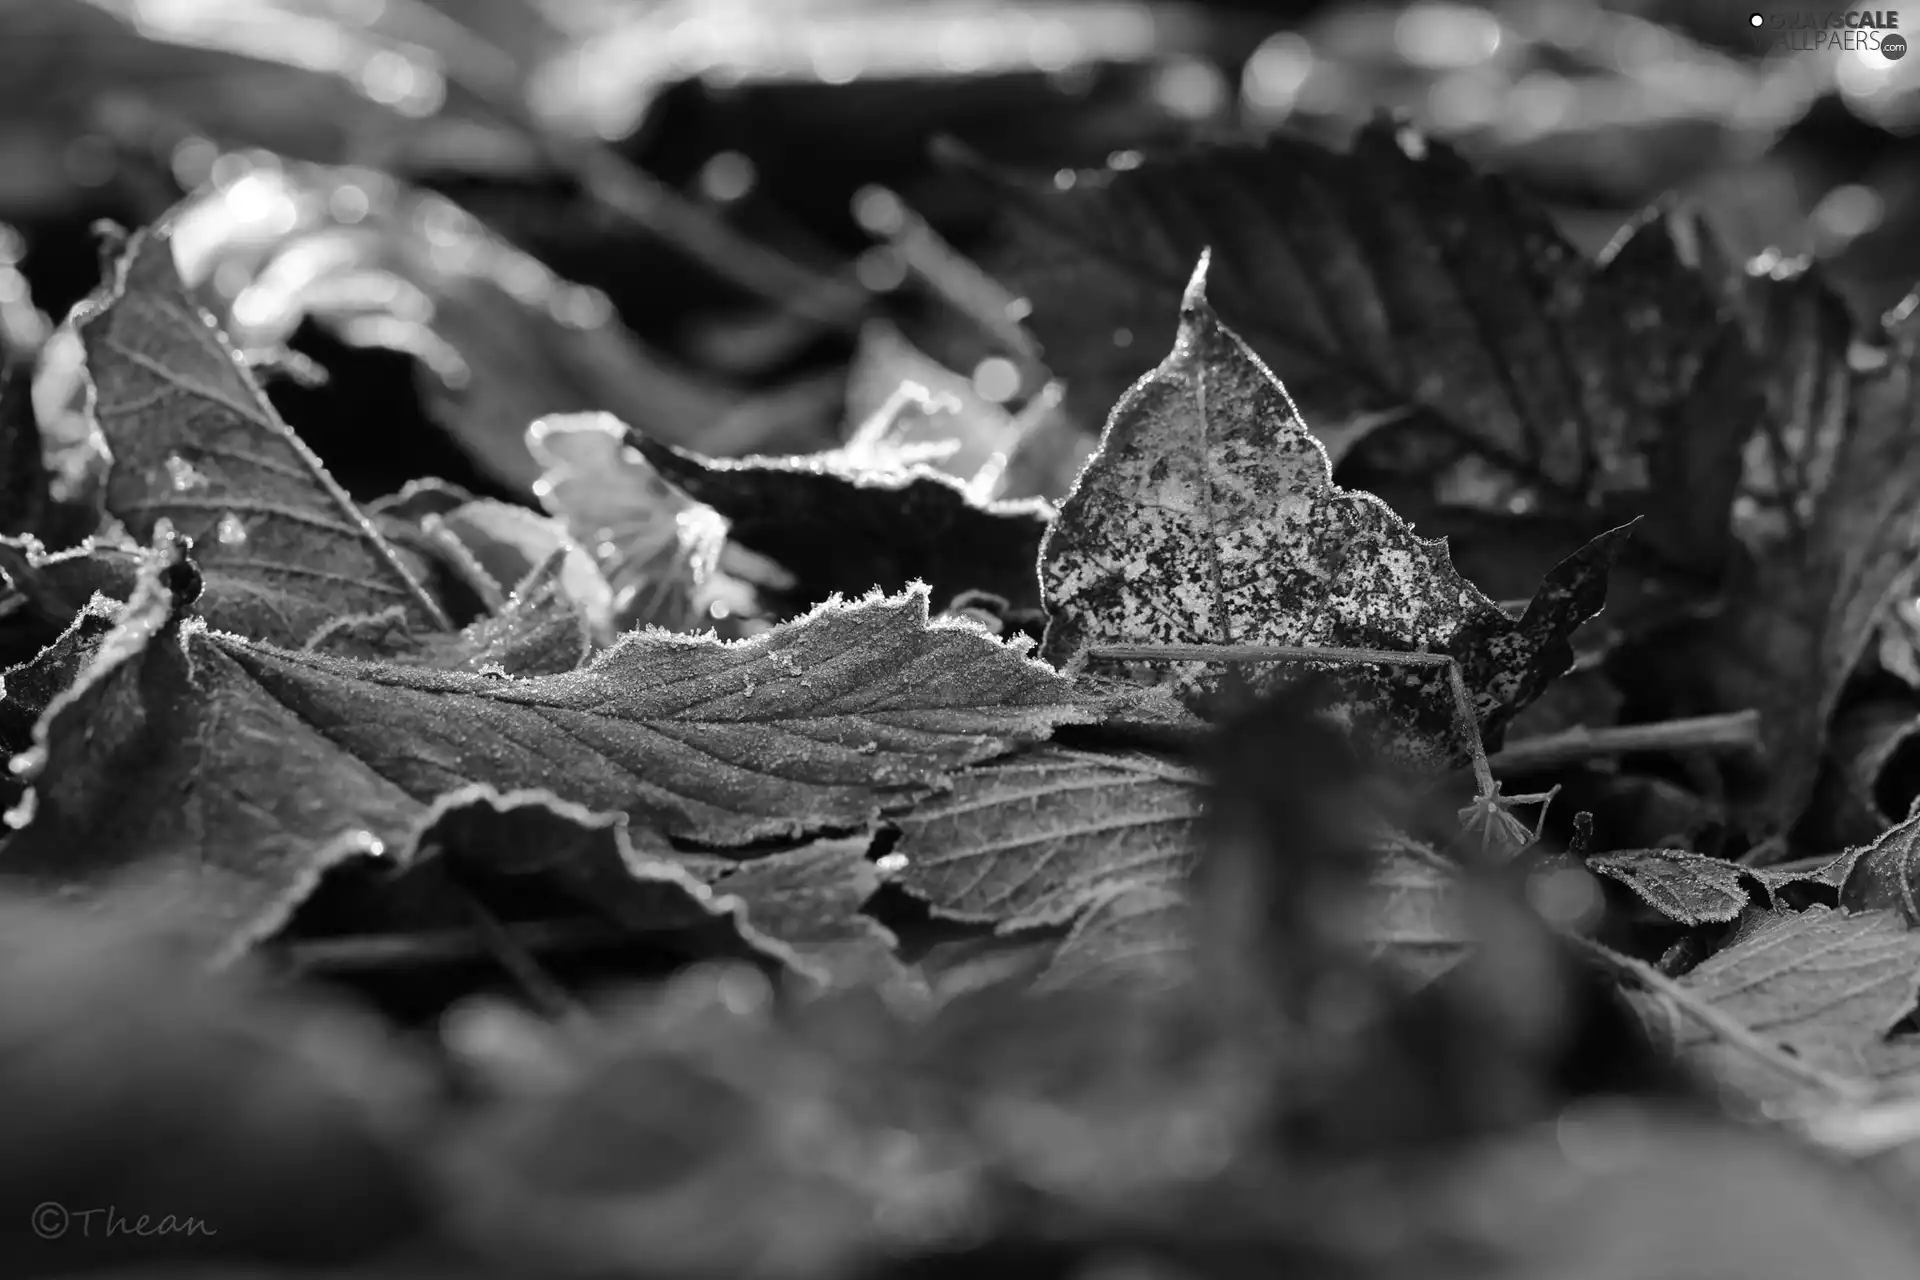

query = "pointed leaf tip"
1179;250;1213;317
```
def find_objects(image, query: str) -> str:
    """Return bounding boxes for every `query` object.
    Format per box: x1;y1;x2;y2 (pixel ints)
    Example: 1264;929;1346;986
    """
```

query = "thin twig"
275;917;625;974
456;888;588;1024
568;146;872;330
1487;710;1763;774
1570;935;1873;1102
855;184;1046;367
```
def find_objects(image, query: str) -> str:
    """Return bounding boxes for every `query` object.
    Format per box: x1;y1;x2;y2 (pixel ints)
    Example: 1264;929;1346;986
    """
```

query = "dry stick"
855;185;1047;370
452;884;589;1023
1568;934;1873;1102
275;917;625;974
570;146;873;331
1486;710;1764;773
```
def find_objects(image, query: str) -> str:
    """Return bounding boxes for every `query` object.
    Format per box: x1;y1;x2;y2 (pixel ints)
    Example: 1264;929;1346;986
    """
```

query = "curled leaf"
77;222;451;646
527;412;736;635
636;432;1052;616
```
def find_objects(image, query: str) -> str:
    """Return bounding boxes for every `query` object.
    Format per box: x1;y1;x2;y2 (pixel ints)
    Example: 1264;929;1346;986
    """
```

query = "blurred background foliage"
0;0;1914;502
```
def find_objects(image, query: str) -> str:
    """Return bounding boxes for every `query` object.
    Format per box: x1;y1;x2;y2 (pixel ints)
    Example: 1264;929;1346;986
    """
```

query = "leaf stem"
1569;934;1874;1102
1087;642;1454;667
1445;660;1496;802
1084;641;1495;795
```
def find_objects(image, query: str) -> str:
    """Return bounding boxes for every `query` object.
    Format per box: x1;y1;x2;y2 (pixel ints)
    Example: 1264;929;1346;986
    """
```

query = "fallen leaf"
356;786;883;985
1036;880;1194;992
701;836;906;989
842;322;1022;485
954;122;1721;497
634;432;1053;616
305;547;594;677
0;536;1097;958
168;156;839;491
0;537;425;964
893;745;1202;929
365;480;504;626
0;535;142;626
1812;698;1920;849
1587;848;1756;925
424;550;593;676
1841;809;1920;922
1723;253;1857;552
78;222;452;646
222;585;1094;846
0;597;115;755
526;412;733;635
1643;906;1920;1110
1649;281;1920;835
1594;203;1765;577
1039;254;1631;768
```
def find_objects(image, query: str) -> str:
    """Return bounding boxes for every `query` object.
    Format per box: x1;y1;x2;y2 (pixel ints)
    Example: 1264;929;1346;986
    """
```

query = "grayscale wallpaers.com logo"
1748;9;1907;57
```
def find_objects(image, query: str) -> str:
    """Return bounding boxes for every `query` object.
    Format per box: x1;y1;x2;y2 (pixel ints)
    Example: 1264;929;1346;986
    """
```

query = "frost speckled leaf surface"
380;787;872;983
0;553;421;964
77;224;450;646
1645;907;1920;1109
219;585;1096;846
894;746;1202;928
1040;256;1630;766
1587;849;1757;926
527;412;727;636
0;564;1095;958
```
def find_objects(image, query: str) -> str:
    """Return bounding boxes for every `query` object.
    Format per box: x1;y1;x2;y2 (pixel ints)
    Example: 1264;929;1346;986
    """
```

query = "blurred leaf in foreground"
0;895;434;1274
